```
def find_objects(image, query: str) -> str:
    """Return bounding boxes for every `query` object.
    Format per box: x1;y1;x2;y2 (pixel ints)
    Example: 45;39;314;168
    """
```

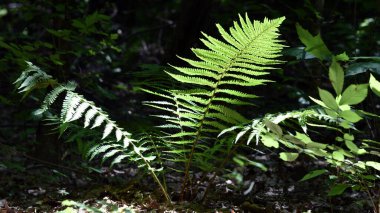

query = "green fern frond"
16;62;171;203
14;61;58;96
139;15;286;199
220;107;342;149
165;15;285;132
144;16;285;191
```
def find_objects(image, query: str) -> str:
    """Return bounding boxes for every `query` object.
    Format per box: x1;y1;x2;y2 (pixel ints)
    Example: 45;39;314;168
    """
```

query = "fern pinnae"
35;82;77;115
102;123;114;139
91;114;106;129
160;15;286;197
61;92;75;121
64;94;82;122
169;66;219;79
69;102;90;122
84;108;98;128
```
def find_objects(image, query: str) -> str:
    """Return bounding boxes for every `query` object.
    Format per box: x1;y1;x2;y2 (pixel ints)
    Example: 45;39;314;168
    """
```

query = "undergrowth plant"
14;13;380;208
15;14;286;203
14;62;171;203
220;24;380;209
145;14;285;199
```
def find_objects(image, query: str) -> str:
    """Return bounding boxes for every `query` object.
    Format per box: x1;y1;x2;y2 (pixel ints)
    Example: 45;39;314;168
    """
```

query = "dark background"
0;0;379;211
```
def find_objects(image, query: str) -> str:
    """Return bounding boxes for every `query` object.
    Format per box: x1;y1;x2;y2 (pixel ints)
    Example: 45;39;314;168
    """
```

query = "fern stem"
200;139;244;202
132;143;172;204
148;134;168;192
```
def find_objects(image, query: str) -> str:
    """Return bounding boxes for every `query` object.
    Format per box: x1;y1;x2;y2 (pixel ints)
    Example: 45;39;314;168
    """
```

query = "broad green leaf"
332;150;344;161
283;135;304;145
346;62;380;76
264;119;283;136
295;132;312;143
338;104;350;111
304;148;329;157
343;133;354;141
339;120;352;129
279;152;299;162
339;110;362;123
329;60;344;95
334;52;349;62
328;183;349;196
318;88;338;110
305;141;327;149
340;84;368;105
369;74;380;97
296;23;332;60
324;108;338;117
340;148;355;158
355;161;366;169
366;161;380;171
345;139;359;154
300;169;328;182
261;134;279;148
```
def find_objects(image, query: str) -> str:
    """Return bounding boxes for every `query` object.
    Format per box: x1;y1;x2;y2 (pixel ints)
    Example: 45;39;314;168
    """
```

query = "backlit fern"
146;14;285;197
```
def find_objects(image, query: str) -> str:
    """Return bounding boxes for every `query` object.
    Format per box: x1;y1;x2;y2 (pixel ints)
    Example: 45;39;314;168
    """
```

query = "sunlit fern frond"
219;107;353;164
145;15;285;176
165;14;285;138
15;62;171;202
14;61;58;95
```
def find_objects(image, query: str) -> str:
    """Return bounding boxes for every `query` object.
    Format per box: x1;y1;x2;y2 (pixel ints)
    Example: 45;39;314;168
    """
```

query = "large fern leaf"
161;15;285;138
146;14;285;196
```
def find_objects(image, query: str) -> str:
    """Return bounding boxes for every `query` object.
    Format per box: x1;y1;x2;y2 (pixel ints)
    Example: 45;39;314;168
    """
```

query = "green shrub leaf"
332;150;344;161
328;183;349;196
346;62;380;76
334;52;349;62
300;169;328;182
339;110;362;123
264;119;283;136
329;60;344;95
296;23;332;60
318;88;338;110
366;161;380;171
261;134;279;148
340;84;368;105
369;74;380;97
279;152;299;162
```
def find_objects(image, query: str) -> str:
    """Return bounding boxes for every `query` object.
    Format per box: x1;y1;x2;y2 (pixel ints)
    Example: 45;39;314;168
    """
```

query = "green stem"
149;134;168;192
133;144;172;204
201;139;244;202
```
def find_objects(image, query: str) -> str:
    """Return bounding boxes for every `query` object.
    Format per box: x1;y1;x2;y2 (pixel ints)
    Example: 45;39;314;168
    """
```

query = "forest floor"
0;140;372;212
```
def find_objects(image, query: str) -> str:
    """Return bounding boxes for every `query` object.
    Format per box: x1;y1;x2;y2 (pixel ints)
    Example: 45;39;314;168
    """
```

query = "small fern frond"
59;91;132;143
220;107;343;151
14;61;57;95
